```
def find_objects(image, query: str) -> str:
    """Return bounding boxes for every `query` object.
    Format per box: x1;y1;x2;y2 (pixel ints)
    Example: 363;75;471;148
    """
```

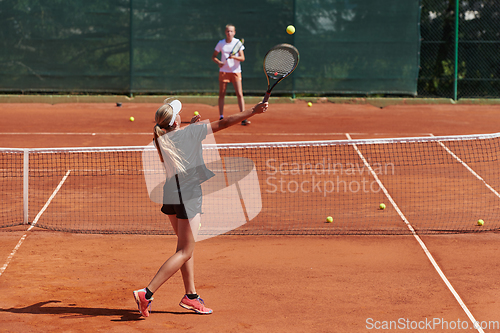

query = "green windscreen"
0;1;130;92
0;0;421;96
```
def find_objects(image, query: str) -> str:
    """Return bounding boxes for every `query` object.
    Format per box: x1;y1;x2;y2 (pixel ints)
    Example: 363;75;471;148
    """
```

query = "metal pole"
292;0;297;99
129;0;134;98
454;0;459;101
23;149;29;224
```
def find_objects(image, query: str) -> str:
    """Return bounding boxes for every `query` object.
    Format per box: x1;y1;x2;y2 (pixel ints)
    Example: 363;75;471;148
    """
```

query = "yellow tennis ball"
477;219;484;226
194;111;199;116
379;203;386;210
286;25;295;35
307;102;312;107
326;216;333;223
129;116;135;122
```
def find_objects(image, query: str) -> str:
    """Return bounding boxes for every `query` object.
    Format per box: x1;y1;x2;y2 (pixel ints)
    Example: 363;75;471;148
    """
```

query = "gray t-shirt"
160;123;215;204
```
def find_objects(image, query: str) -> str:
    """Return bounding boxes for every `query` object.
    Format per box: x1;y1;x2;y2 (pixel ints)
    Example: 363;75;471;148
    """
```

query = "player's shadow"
0;300;193;322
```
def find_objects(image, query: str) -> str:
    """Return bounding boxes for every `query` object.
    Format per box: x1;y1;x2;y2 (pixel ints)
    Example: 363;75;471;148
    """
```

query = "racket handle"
262;92;271;103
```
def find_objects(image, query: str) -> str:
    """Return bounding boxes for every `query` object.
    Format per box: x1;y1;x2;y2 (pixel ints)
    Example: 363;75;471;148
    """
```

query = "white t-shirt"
214;38;245;73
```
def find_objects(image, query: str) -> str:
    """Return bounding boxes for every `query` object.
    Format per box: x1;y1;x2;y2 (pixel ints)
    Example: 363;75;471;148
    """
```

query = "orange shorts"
219;72;242;83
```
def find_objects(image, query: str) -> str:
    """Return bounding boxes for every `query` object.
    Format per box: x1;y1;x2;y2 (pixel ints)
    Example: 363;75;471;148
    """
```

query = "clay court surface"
1;100;500;332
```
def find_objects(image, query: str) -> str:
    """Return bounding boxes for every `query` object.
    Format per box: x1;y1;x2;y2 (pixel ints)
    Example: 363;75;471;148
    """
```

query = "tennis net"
2;133;500;235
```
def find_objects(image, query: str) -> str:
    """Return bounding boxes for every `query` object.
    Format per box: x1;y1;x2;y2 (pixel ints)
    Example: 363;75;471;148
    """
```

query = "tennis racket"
262;43;300;102
222;38;244;65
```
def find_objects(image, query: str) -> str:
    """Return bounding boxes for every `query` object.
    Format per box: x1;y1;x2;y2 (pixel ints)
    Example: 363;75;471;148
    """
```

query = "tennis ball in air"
379;203;386;210
326;216;333;223
477;219;484;226
129;116;135;122
194;111;199;116
307;102;312;107
286;25;295;35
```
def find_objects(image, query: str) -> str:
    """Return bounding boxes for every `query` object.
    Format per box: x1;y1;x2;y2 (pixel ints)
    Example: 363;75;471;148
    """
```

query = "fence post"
292;0;296;99
129;0;134;97
453;0;459;101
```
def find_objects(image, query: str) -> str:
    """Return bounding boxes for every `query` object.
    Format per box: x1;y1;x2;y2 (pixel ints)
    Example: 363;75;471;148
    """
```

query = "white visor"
168;100;182;126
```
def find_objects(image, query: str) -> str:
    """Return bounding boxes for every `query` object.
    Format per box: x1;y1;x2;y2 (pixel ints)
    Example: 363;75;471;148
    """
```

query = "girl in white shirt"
212;24;249;125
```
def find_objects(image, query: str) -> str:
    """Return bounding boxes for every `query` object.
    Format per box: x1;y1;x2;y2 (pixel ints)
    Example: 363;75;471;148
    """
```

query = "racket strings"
264;49;298;79
231;40;243;55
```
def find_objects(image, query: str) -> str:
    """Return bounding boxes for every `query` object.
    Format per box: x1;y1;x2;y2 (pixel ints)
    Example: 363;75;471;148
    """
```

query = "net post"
23;149;29;225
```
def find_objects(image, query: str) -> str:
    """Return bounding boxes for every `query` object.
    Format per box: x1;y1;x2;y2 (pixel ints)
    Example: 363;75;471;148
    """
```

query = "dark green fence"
0;0;421;96
2;1;498;99
419;0;500;99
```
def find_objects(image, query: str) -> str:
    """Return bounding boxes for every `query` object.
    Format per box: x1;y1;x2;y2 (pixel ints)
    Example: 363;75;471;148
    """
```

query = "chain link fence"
419;0;500;99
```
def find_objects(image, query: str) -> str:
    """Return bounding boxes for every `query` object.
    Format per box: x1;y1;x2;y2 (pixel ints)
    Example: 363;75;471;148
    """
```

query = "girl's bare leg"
233;79;245;113
146;215;197;293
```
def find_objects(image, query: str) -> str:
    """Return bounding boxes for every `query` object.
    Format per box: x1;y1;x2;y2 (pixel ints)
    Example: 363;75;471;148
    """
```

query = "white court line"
0;234;28;277
345;133;485;333
430;133;500;199
0;170;71;277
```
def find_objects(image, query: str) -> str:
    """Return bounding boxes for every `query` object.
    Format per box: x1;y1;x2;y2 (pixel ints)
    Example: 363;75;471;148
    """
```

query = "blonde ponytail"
153;100;187;178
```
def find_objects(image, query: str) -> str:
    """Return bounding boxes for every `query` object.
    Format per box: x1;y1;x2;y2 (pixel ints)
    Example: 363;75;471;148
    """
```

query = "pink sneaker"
179;295;213;314
133;288;153;317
